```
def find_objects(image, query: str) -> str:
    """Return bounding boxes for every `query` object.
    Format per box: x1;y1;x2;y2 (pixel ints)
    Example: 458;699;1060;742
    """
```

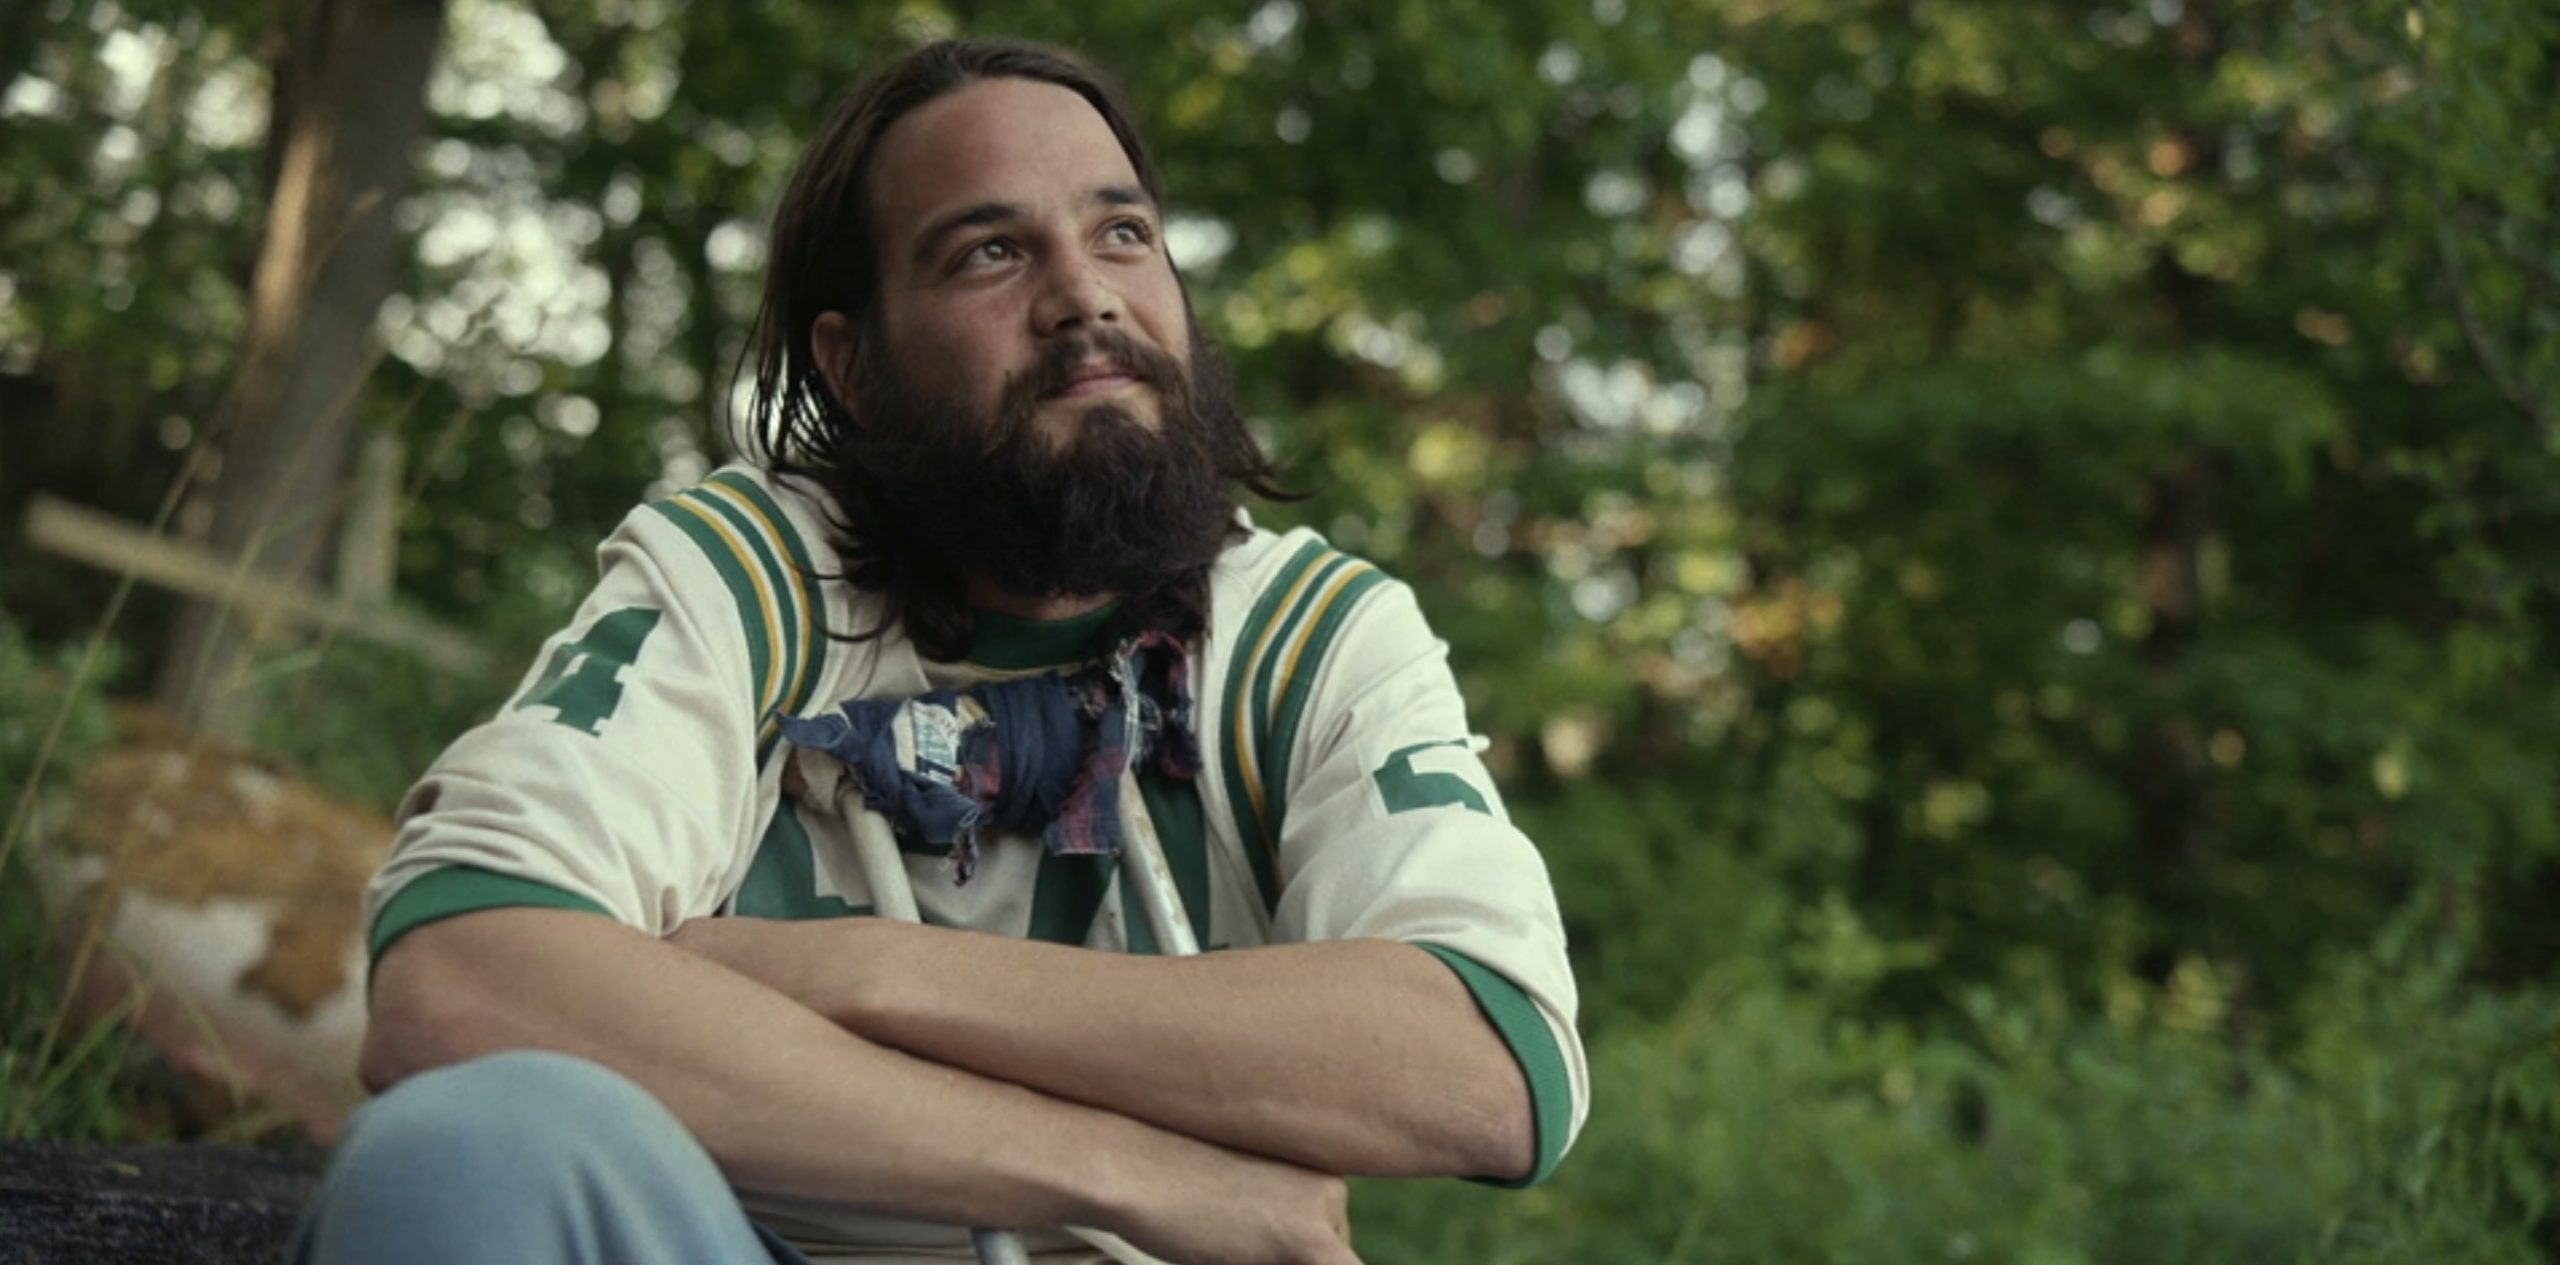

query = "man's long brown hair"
743;39;1288;661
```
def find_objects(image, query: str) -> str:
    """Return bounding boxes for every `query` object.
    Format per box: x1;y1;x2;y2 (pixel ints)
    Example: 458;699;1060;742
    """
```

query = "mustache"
1001;327;1187;413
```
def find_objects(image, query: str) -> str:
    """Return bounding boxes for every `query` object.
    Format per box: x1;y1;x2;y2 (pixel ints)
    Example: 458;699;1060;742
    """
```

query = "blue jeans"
291;1050;810;1265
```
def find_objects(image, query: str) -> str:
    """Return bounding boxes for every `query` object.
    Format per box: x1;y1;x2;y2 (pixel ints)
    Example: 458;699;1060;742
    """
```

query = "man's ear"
811;311;860;419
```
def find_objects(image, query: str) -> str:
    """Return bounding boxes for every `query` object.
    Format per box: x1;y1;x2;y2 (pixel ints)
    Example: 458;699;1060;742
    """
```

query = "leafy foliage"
1357;927;2560;1264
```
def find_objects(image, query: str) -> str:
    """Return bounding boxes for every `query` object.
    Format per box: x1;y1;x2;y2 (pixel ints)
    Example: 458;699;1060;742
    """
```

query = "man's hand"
1111;1153;1360;1265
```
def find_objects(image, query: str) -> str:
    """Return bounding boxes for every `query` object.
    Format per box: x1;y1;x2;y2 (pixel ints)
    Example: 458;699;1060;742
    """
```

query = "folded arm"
364;907;1359;1265
667;915;1536;1180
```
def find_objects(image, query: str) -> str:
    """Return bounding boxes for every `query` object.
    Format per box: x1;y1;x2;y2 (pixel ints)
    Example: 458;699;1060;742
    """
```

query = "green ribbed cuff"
369;866;612;964
1416;942;1574;1187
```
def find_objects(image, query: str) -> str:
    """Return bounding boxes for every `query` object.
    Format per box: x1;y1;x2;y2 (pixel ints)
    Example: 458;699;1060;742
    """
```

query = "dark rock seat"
0;1142;318;1265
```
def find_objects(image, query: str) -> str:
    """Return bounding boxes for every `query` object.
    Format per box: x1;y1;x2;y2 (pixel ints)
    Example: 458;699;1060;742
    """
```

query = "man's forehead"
869;77;1146;242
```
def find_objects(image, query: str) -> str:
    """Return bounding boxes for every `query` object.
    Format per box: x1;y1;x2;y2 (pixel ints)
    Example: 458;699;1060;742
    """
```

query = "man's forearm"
671;916;1536;1179
362;908;1342;1250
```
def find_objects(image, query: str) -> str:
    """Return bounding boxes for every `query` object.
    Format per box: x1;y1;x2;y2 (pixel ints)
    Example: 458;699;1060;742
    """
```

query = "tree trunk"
156;0;447;740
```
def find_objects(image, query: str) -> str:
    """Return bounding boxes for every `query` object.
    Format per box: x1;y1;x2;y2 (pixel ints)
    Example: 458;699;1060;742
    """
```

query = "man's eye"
958;238;1018;270
1103;218;1156;248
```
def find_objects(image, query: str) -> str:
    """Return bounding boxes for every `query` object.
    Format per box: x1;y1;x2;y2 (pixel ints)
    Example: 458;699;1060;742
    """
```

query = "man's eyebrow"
1090;184;1153;212
911;201;1025;269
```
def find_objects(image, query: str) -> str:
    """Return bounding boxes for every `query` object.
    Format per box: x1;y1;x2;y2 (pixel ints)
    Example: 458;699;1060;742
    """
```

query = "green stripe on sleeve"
705;472;816;583
645;498;775;743
1218;538;1331;909
1262;565;1386;845
1239;551;1355;905
368;866;612;964
1415;942;1575;1188
1247;552;1356;794
702;472;831;722
688;486;802;718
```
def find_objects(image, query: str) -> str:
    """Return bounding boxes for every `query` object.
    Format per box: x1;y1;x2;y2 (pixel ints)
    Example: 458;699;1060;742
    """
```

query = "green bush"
2295;906;2560;1265
1354;910;2557;1263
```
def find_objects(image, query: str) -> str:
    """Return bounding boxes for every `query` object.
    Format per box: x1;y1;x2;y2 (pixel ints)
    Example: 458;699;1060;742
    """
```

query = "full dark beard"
843;323;1244;603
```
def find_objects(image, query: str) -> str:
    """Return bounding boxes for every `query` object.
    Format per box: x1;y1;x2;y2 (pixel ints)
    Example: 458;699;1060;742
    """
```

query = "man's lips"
1050;362;1144;398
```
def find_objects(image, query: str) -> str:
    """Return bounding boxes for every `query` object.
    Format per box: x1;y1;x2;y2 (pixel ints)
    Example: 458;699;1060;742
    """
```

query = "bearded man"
298;38;1585;1265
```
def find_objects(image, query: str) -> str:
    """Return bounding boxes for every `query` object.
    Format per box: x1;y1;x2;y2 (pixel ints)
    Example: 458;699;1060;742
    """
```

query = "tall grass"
0;617;174;1141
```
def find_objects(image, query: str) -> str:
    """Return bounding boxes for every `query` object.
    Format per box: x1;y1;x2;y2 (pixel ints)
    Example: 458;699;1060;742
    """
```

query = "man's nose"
1032;254;1122;336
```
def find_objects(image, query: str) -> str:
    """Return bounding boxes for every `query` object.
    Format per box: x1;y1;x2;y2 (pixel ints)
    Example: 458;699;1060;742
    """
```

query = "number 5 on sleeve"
1372;739;1491;816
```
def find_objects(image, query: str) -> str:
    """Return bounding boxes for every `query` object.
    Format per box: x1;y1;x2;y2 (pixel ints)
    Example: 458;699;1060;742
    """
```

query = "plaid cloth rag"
774;631;1201;883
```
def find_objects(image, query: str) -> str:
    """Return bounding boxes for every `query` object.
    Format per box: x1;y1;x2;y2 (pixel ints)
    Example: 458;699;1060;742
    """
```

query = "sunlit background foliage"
3;0;2556;1258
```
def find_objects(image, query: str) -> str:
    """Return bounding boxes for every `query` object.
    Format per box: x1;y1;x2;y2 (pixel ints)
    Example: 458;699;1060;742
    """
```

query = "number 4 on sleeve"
516;607;662;736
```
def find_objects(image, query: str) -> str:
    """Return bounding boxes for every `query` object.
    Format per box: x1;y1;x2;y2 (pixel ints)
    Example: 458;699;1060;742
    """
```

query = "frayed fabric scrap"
776;632;1200;883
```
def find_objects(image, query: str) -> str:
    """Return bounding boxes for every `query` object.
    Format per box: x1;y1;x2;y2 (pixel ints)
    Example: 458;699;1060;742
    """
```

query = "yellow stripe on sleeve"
664;496;785;719
693;480;816;719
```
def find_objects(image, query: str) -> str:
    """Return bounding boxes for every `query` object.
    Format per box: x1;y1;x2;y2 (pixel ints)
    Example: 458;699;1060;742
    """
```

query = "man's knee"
319;1049;715;1229
300;1051;750;1264
341;1049;680;1171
